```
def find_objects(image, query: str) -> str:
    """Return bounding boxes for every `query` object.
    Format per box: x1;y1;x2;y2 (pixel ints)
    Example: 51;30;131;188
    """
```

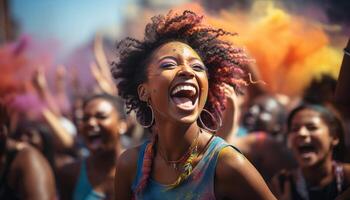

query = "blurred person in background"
241;94;287;139
0;101;56;200
270;104;350;200
58;93;127;200
12;121;56;173
223;93;297;182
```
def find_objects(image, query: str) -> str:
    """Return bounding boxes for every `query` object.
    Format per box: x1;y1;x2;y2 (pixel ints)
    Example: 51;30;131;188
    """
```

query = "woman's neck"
154;121;200;161
301;156;334;187
90;143;123;170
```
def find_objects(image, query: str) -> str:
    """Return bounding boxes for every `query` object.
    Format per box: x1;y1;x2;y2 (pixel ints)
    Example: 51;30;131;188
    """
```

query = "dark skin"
58;98;125;200
114;41;276;200
0;104;56;200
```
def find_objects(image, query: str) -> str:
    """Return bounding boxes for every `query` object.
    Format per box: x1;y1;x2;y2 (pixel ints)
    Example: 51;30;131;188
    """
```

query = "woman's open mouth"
87;128;103;149
297;143;317;159
170;83;198;111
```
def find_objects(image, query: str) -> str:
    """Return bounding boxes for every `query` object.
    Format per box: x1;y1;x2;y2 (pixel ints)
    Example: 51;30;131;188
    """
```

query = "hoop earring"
137;103;155;128
197;109;222;133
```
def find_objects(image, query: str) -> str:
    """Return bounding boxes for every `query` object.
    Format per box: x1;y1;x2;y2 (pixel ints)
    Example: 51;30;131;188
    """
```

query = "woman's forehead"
85;99;114;112
150;41;201;61
292;109;323;123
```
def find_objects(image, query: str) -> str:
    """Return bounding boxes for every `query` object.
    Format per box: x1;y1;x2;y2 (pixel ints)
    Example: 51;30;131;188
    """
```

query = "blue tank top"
73;159;106;200
131;136;236;200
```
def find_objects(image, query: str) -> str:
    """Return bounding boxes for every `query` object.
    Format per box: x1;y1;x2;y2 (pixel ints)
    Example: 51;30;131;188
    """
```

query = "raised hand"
90;61;116;95
217;83;240;140
91;33;117;95
32;67;48;95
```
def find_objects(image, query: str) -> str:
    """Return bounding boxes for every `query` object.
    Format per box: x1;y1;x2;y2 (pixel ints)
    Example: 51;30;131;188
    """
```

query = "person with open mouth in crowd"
113;10;276;200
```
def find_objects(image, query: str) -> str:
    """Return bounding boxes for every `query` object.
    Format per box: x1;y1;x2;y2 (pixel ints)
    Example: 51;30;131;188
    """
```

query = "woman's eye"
191;64;207;71
289;127;299;133
160;62;177;69
82;116;90;122
306;125;318;131
96;114;108;120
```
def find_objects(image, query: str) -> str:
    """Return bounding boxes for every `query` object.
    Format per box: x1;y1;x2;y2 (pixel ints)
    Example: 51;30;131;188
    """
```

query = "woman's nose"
297;126;310;137
177;65;195;78
86;117;97;128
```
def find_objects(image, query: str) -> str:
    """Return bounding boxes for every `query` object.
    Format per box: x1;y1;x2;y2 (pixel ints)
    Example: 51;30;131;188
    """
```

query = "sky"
10;0;133;58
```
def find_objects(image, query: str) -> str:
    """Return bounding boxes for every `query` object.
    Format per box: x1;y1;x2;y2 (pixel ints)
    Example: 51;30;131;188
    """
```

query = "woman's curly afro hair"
112;10;250;124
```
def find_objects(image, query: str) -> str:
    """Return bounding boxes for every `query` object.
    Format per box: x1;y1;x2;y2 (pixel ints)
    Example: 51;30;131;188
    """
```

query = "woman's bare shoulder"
215;146;276;200
216;146;251;177
117;144;145;180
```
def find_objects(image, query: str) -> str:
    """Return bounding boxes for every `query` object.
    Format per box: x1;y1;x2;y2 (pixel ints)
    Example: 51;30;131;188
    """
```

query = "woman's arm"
215;147;276;200
217;84;240;140
42;108;74;150
114;147;139;200
335;38;350;105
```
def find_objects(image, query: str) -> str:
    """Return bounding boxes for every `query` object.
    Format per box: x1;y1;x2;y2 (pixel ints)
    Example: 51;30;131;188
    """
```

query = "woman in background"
270;104;350;200
58;94;127;200
0;101;56;200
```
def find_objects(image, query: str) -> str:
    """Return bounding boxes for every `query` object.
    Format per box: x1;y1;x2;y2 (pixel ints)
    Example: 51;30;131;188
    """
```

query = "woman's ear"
137;84;149;102
118;121;127;135
331;136;340;147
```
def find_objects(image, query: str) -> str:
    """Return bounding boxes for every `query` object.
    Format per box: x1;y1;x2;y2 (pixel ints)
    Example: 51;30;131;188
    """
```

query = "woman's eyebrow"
157;56;178;64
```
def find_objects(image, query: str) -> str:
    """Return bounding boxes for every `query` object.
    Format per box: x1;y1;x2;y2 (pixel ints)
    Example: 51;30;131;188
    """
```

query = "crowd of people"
1;9;350;200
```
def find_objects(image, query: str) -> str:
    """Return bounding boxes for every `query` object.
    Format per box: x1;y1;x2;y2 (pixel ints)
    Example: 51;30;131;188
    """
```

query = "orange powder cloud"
171;2;342;96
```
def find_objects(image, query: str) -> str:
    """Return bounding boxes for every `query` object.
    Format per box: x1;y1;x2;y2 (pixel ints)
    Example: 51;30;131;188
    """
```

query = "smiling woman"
112;10;276;200
58;93;127;200
270;104;350;200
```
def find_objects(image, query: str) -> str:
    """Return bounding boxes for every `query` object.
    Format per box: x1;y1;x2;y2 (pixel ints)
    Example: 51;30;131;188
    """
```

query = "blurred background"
1;0;350;198
1;0;349;100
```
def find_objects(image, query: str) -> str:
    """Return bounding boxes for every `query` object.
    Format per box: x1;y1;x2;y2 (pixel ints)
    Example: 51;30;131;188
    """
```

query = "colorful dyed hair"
112;10;249;194
112;10;249;122
287;104;346;162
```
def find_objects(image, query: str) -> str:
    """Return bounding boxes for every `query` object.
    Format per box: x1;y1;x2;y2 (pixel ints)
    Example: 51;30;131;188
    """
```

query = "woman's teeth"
88;127;101;137
171;85;196;96
170;84;199;110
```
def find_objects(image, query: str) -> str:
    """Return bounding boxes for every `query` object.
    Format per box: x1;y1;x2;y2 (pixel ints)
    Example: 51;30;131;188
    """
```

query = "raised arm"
32;68;74;150
335;38;350;105
217;84;240;140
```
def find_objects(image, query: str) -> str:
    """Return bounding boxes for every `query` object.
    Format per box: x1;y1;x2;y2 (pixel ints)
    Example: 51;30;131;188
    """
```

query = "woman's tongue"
172;96;193;109
298;145;316;158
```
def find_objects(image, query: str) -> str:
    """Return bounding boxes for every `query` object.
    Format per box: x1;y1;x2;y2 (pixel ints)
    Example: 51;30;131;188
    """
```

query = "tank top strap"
191;136;242;182
131;141;150;190
73;159;105;200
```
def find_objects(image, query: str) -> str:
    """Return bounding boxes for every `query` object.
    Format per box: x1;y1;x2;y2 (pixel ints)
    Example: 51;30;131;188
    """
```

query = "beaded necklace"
169;132;215;188
157;128;215;188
